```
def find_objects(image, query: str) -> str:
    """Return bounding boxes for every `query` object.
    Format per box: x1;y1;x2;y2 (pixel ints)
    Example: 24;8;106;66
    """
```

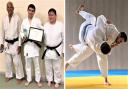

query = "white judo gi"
67;11;119;77
0;13;24;79
44;21;64;83
20;17;42;82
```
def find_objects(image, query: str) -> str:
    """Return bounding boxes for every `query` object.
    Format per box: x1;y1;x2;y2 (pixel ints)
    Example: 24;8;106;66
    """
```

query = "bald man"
0;2;24;83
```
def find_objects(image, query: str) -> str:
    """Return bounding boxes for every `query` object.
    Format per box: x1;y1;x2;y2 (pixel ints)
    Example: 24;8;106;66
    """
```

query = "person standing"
0;1;24;83
43;8;64;89
20;4;42;87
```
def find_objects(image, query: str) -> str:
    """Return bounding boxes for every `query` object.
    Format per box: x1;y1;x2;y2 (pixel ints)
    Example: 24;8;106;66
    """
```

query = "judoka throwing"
65;4;127;85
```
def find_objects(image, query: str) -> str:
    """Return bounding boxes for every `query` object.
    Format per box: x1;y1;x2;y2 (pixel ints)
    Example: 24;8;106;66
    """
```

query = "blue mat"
66;70;128;77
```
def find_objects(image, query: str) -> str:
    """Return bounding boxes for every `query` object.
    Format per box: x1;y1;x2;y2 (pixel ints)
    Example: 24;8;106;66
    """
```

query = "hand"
0;44;4;49
62;53;64;57
80;4;85;7
75;10;79;15
22;37;28;44
106;20;112;24
65;62;69;71
111;43;118;48
60;53;64;59
17;46;21;54
79;4;85;11
0;44;4;53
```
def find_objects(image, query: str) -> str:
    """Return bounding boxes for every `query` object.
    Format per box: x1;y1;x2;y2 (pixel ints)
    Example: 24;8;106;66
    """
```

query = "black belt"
5;37;18;44
23;39;41;48
81;24;92;42
42;41;62;59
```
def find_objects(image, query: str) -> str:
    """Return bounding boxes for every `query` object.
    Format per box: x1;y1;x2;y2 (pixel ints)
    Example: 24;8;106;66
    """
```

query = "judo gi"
20;17;42;83
1;13;24;79
43;21;64;83
67;11;119;77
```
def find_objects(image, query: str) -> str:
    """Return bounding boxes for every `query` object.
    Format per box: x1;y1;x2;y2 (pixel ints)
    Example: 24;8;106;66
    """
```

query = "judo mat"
66;70;128;89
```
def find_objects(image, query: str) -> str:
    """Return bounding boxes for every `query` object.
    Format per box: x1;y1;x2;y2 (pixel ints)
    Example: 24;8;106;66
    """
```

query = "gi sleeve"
37;18;44;29
0;18;5;45
79;11;96;25
61;22;64;54
79;11;95;20
19;22;24;40
17;16;22;46
93;36;104;54
96;15;107;29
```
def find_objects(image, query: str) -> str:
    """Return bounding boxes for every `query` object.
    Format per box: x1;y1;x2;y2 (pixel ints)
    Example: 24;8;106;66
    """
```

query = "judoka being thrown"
65;4;127;86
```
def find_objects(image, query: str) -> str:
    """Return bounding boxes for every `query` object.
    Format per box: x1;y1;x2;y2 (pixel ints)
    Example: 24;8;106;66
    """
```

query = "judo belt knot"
42;41;62;59
24;39;41;48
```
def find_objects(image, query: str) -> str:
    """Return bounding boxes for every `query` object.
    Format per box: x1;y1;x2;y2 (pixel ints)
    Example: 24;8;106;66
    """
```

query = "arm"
76;5;96;24
17;16;21;46
20;22;28;45
38;18;44;29
61;23;64;57
20;22;24;39
93;35;107;55
0;19;5;51
17;16;22;54
96;15;107;29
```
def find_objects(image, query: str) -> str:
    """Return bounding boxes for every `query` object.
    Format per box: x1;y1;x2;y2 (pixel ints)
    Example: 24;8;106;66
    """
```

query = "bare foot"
76;4;85;14
104;77;111;86
54;83;59;89
37;82;42;87
5;77;13;82
79;4;85;11
25;81;31;87
104;81;111;86
47;81;51;87
17;79;23;84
